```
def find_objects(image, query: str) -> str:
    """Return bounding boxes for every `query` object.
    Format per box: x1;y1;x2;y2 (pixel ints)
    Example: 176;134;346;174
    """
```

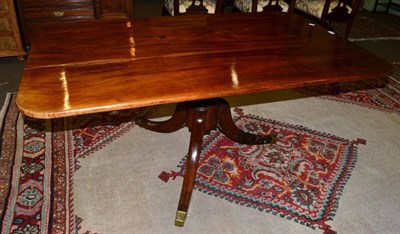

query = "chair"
232;0;362;39
163;0;225;15
232;0;293;13
292;0;362;39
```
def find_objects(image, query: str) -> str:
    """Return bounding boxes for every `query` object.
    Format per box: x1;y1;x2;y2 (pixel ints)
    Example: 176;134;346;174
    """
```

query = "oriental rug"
160;108;364;233
296;77;400;114
1;75;399;233
0;94;149;233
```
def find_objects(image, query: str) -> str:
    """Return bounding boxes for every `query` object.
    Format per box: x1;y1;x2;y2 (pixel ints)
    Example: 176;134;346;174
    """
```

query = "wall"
363;0;400;16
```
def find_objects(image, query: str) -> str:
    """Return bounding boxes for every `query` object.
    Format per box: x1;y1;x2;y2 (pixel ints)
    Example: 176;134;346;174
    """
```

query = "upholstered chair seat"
233;0;358;38
294;0;352;19
164;0;218;15
234;0;290;12
234;0;351;16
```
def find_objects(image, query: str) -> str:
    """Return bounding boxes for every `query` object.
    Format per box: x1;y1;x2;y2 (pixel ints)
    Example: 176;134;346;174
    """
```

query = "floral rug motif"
1;75;398;233
0;94;148;233
160;108;365;233
70;110;148;172
296;77;400;114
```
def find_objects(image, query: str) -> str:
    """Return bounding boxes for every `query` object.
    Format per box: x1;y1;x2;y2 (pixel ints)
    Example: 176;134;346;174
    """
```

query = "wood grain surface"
16;13;393;119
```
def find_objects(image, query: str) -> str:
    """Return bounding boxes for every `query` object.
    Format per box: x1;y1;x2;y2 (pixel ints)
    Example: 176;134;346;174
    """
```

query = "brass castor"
175;210;187;227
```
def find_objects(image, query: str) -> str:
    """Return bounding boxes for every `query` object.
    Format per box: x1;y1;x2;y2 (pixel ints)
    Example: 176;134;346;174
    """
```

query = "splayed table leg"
137;98;276;226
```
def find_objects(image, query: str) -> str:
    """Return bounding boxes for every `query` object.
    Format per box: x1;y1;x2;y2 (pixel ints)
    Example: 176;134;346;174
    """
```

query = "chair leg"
216;0;225;13
162;6;171;16
345;0;363;39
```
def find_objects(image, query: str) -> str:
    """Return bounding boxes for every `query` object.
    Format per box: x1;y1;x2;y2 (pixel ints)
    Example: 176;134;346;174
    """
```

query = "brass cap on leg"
270;135;278;144
175;210;187;227
264;134;278;146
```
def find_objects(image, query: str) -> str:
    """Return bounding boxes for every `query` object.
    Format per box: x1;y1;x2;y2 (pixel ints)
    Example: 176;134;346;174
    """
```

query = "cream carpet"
1;78;399;233
72;88;400;233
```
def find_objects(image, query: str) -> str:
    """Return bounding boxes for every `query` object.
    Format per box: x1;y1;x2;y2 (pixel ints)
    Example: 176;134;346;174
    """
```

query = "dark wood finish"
17;0;133;47
17;0;95;47
246;0;361;39
97;0;133;18
291;0;362;39
17;13;393;119
137;103;188;133
137;99;274;145
18;0;95;23
322;0;362;39
137;98;275;226
22;6;95;22
216;99;275;144
19;0;134;20
0;0;25;57
16;13;393;226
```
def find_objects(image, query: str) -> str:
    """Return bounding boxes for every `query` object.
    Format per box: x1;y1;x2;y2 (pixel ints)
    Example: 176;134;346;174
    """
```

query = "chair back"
321;0;362;38
261;0;284;12
247;0;296;13
173;0;225;15
324;0;361;20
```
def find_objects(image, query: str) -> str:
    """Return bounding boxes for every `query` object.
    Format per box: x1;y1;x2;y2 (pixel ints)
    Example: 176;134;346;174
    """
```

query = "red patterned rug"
296;77;400;114
159;77;399;233
160;108;365;233
1;76;399;233
0;94;149;233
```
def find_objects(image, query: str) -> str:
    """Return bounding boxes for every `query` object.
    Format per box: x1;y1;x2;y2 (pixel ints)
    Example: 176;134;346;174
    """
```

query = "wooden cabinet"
0;0;25;58
19;0;96;23
17;0;134;47
98;0;133;18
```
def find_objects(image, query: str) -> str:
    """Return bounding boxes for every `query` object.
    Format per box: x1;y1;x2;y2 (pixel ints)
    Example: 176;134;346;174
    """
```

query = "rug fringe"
322;224;337;234
233;108;245;116
355;138;367;145
158;170;182;183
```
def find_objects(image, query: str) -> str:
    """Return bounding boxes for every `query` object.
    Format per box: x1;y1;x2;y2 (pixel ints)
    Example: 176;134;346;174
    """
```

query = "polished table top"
16;13;393;119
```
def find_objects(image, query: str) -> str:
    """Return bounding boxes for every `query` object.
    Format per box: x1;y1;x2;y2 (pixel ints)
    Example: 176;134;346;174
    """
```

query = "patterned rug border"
2;73;399;233
296;76;400;114
163;108;363;233
0;93;151;234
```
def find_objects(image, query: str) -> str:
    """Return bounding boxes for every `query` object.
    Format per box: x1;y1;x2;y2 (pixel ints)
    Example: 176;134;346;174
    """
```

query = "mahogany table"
16;13;393;227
